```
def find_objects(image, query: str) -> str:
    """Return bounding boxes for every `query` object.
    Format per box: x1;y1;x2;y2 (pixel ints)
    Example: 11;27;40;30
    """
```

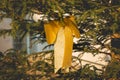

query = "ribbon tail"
54;26;73;73
62;26;73;68
54;27;65;73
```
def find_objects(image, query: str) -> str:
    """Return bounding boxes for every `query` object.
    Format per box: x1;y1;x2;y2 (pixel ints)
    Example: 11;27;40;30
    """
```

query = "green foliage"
0;49;120;80
0;0;120;46
104;59;120;79
0;49;28;80
0;49;54;80
0;0;119;38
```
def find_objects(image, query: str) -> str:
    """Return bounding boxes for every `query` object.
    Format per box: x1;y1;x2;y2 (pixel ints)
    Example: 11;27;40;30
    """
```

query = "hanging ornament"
44;16;80;73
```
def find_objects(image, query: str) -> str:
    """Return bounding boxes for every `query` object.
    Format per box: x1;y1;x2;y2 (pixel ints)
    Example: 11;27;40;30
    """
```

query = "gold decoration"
44;20;61;44
44;16;80;73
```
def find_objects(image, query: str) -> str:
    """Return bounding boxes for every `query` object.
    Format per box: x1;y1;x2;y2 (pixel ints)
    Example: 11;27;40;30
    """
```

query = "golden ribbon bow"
44;16;80;73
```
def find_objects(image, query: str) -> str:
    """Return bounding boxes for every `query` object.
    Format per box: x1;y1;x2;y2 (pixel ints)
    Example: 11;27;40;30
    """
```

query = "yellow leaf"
44;20;61;44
